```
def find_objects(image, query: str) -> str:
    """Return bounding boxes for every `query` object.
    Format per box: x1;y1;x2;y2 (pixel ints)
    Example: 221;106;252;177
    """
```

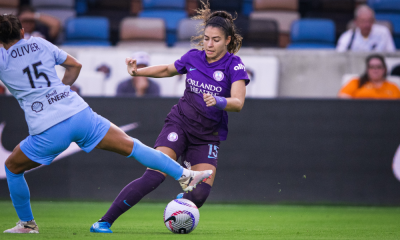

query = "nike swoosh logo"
164;216;176;223
123;200;132;207
0;122;139;179
189;68;196;71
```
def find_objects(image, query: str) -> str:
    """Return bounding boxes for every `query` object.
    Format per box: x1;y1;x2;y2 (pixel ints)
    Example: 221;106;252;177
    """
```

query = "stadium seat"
287;19;336;49
242;0;253;16
253;0;298;11
63;17;111;46
250;0;300;48
0;0;18;8
208;0;242;13
142;0;185;10
35;8;76;27
243;19;279;48
368;0;400;13
375;13;400;49
31;0;75;8
139;10;187;46
117;17;167;47
175;18;202;48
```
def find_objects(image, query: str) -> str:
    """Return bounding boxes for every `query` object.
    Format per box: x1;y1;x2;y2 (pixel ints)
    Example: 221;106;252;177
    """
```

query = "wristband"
213;96;227;110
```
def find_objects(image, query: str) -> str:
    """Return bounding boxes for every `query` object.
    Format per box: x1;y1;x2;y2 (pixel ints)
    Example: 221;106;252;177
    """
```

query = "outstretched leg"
4;144;41;233
90;147;174;233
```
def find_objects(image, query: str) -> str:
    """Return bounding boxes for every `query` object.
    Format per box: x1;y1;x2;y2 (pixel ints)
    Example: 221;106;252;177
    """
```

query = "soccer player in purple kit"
90;1;250;233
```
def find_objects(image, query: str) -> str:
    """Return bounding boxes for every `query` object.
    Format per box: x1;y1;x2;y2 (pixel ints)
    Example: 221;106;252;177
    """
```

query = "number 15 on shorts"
208;144;219;159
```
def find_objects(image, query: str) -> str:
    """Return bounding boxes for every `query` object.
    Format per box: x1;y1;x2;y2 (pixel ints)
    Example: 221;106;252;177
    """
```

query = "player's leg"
3;144;41;233
3;114;77;234
90;147;174;233
95;123;197;182
181;163;216;208
177;143;219;208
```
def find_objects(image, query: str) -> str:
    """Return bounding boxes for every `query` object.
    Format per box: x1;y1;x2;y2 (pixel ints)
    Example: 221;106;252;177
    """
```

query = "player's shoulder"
371;24;391;35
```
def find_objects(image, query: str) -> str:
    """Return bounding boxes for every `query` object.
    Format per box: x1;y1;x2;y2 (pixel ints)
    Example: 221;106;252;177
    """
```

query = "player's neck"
3;39;21;50
206;50;227;64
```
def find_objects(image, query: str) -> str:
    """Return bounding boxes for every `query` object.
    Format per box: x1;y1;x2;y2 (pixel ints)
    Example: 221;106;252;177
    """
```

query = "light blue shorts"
20;107;111;165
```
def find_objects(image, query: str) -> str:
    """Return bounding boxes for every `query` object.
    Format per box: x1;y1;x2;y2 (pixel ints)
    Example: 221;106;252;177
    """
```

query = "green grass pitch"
0;201;399;239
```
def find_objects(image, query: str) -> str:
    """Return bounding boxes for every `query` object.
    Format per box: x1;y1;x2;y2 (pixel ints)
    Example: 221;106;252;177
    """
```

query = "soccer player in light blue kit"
0;14;212;234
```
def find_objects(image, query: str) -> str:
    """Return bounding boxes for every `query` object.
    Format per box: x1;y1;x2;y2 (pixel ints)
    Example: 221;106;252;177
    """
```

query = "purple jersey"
166;49;249;142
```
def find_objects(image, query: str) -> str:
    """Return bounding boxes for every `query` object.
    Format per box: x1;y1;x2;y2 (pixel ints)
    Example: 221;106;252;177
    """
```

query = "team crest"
167;132;178;142
213;71;224;81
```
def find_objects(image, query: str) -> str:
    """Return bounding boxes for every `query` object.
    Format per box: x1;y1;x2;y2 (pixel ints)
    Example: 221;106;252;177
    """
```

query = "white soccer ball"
163;199;200;234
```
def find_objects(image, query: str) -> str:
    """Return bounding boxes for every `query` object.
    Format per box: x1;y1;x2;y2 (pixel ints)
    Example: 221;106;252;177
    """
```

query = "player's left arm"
60;54;82;86
203;80;246;112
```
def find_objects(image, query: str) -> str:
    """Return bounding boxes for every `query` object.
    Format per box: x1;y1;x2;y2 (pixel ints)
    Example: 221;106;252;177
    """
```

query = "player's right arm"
60;54;82;86
126;57;178;78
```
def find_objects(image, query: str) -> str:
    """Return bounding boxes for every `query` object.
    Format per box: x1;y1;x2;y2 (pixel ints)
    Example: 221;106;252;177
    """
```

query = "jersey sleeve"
229;57;250;86
174;49;197;74
338;79;359;97
37;37;68;65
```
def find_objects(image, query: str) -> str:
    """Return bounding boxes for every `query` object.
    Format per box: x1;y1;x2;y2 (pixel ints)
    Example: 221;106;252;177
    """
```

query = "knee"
5;159;19;174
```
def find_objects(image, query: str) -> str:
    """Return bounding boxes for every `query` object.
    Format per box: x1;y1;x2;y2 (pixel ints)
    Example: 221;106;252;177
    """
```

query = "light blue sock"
5;165;34;221
128;138;184;180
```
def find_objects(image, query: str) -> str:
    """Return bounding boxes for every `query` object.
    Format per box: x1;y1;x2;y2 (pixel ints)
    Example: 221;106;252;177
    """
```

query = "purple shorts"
154;121;219;168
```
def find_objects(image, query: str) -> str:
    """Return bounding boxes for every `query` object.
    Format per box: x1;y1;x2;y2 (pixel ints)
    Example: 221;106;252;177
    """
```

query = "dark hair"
192;1;243;54
359;54;387;88
0;14;22;44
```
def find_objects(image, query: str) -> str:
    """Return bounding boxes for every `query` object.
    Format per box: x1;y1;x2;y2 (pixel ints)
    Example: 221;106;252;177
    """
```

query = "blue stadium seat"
242;0;253;16
142;0;185;10
287;19;336;49
375;13;400;49
368;0;400;13
139;10;187;46
63;17;111;46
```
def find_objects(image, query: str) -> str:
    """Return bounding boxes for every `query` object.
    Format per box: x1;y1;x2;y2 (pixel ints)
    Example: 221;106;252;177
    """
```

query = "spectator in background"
338;54;400;99
116;52;160;97
336;5;395;52
18;6;61;43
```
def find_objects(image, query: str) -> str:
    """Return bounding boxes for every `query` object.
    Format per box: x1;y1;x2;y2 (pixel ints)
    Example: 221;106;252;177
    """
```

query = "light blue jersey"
0;37;88;135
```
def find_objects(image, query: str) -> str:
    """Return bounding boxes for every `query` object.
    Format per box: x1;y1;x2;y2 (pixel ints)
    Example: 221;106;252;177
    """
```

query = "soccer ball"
163;199;200;234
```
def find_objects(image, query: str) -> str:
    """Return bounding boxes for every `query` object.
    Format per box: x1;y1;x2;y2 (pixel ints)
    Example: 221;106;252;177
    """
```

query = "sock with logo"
100;169;165;225
127;138;184;180
182;182;211;208
5;165;34;222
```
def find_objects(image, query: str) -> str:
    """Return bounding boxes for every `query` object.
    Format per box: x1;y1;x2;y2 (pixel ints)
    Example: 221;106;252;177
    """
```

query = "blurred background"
1;0;400;205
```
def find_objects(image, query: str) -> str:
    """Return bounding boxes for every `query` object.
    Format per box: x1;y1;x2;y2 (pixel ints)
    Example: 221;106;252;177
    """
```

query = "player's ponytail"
192;1;243;54
0;14;22;44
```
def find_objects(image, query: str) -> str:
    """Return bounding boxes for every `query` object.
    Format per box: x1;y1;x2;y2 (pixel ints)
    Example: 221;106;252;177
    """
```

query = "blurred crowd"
1;0;400;99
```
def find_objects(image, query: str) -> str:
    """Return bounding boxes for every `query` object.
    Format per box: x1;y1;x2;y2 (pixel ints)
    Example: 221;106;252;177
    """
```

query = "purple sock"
182;183;211;208
101;169;165;225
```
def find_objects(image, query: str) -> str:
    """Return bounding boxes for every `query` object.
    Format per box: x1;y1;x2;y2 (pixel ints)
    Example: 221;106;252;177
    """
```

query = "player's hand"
203;93;216;107
126;57;138;76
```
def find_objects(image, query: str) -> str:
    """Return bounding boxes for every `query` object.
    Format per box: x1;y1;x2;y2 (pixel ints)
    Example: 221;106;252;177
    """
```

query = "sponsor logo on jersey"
46;90;70;105
234;63;245;71
31;102;43;113
186;78;222;96
213;71;224;81
167;132;179;142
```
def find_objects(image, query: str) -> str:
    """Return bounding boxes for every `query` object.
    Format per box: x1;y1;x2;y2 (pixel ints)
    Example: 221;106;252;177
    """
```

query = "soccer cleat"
176;193;184;199
90;221;113;233
3;220;39;233
178;170;213;192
